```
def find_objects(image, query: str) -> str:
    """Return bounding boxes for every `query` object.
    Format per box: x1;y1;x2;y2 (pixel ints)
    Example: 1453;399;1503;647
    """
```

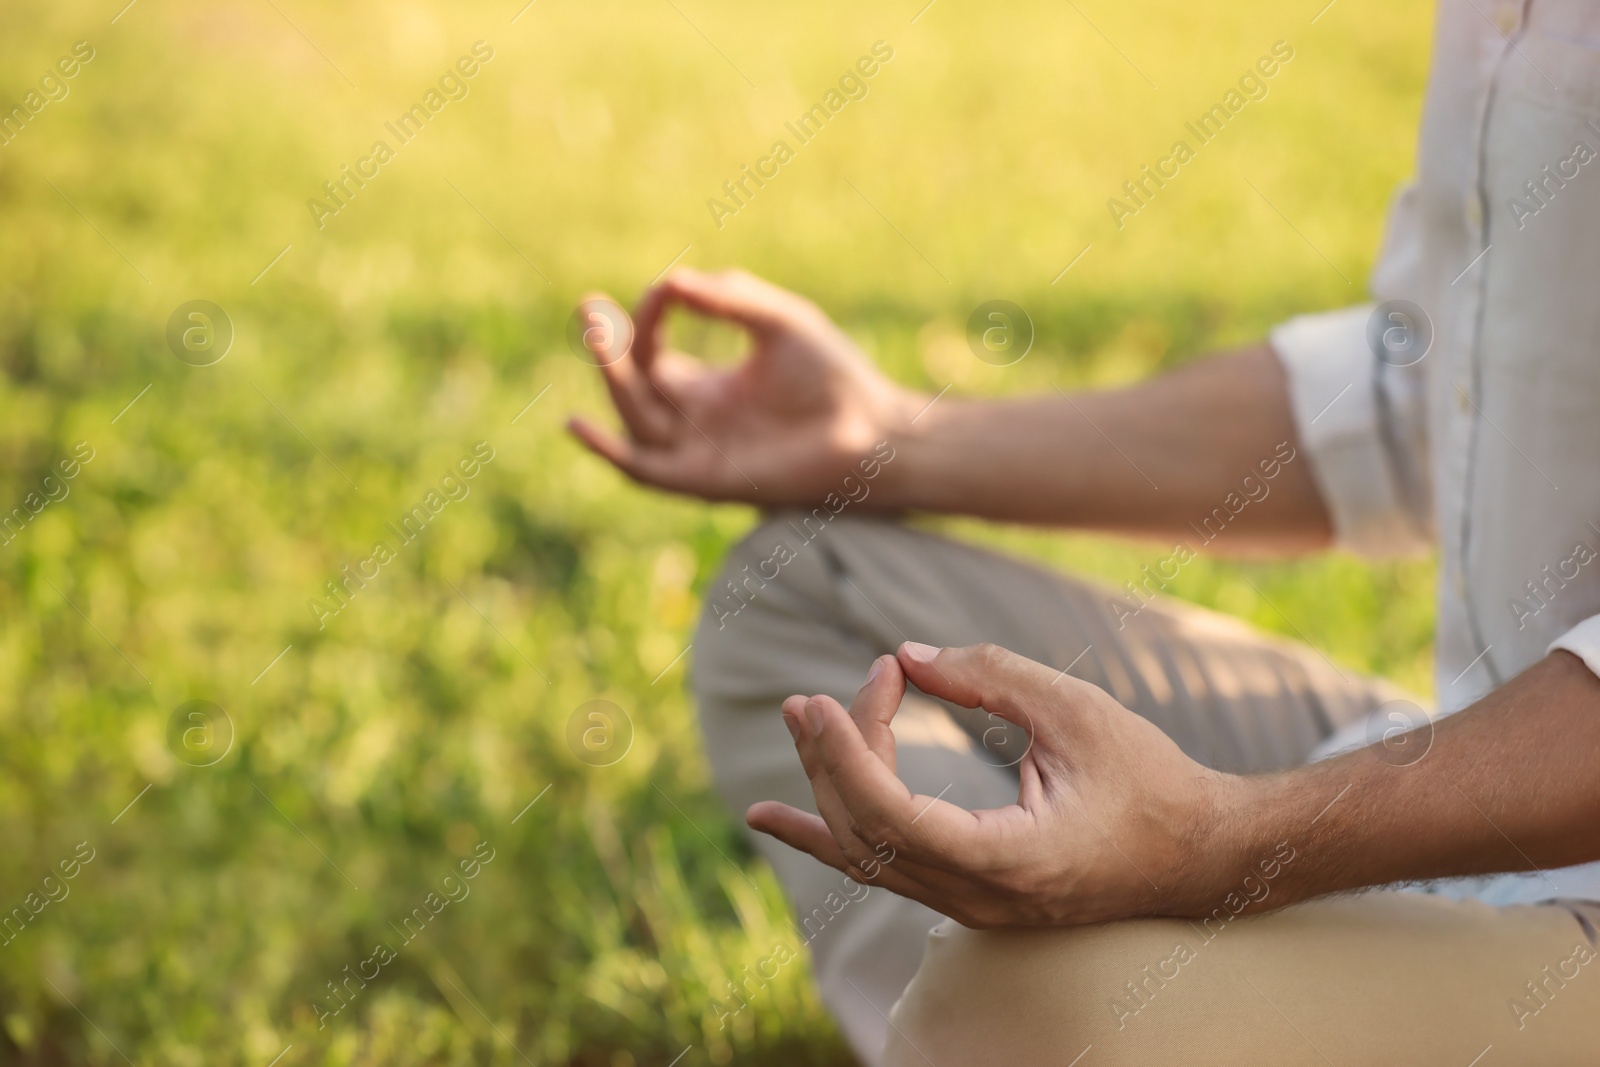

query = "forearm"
1202;651;1600;913
880;344;1333;552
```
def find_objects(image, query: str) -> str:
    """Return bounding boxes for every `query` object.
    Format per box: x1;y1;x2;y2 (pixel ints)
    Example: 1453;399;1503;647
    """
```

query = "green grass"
0;0;1433;1062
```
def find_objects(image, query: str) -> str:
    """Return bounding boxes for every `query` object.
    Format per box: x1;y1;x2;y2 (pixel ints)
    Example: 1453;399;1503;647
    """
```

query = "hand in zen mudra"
566;268;917;505
745;641;1236;928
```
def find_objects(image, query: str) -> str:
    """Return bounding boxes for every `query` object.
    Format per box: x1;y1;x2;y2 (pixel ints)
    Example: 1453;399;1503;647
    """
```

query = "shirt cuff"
1270;305;1429;558
1549;616;1600;681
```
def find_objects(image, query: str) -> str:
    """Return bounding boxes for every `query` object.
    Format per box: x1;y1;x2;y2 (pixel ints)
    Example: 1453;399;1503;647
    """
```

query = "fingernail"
866;658;885;683
902;642;940;663
804;699;825;737
781;712;801;742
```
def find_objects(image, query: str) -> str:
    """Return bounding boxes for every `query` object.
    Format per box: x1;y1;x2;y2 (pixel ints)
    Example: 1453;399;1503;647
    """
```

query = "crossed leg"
692;512;1408;1063
883;893;1600;1066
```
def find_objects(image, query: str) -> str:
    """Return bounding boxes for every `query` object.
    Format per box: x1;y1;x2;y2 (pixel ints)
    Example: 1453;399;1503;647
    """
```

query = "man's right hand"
566;268;921;506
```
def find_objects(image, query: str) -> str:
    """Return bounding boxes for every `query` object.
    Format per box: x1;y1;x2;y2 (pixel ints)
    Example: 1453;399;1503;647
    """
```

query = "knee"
696;511;821;635
693;508;902;658
883;917;1200;1067
690;510;850;714
698;515;794;636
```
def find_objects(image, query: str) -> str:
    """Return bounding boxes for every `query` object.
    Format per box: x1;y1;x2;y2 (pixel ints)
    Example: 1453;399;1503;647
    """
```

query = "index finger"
632;268;815;369
897;642;1079;755
802;692;983;865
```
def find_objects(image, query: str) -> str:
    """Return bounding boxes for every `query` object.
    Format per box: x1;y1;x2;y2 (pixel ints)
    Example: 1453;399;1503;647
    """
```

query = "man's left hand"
746;641;1242;928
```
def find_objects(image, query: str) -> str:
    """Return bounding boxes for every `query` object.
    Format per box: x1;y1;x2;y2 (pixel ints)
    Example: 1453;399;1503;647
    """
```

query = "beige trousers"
691;514;1600;1065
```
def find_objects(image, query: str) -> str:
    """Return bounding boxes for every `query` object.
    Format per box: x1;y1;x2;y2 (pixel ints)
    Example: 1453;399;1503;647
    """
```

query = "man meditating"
569;3;1600;1060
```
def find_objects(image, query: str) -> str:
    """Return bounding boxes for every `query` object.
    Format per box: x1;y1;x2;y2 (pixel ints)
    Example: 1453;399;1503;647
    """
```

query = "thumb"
896;642;1067;755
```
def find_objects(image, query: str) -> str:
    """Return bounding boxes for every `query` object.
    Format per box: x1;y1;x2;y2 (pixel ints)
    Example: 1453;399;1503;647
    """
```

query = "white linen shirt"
1274;0;1600;905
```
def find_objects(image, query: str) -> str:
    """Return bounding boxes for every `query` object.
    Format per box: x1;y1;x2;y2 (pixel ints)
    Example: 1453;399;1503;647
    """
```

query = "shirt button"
1493;6;1519;34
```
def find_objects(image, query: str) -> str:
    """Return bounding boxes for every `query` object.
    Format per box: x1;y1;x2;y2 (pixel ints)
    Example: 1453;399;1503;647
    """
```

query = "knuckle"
838;837;876;870
1004;867;1049;902
973;642;1006;671
787;293;827;324
848;816;895;852
719;268;758;294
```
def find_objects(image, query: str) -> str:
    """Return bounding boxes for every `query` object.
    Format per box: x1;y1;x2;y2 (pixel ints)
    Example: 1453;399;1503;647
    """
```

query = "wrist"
1170;769;1286;917
868;386;941;512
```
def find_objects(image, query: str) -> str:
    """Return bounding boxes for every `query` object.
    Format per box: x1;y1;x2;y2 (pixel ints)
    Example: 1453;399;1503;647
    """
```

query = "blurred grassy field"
0;0;1435;1063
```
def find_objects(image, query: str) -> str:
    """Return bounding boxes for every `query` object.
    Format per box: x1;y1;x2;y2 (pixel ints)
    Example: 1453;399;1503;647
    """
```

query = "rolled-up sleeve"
1550;616;1600;681
1271;305;1433;558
